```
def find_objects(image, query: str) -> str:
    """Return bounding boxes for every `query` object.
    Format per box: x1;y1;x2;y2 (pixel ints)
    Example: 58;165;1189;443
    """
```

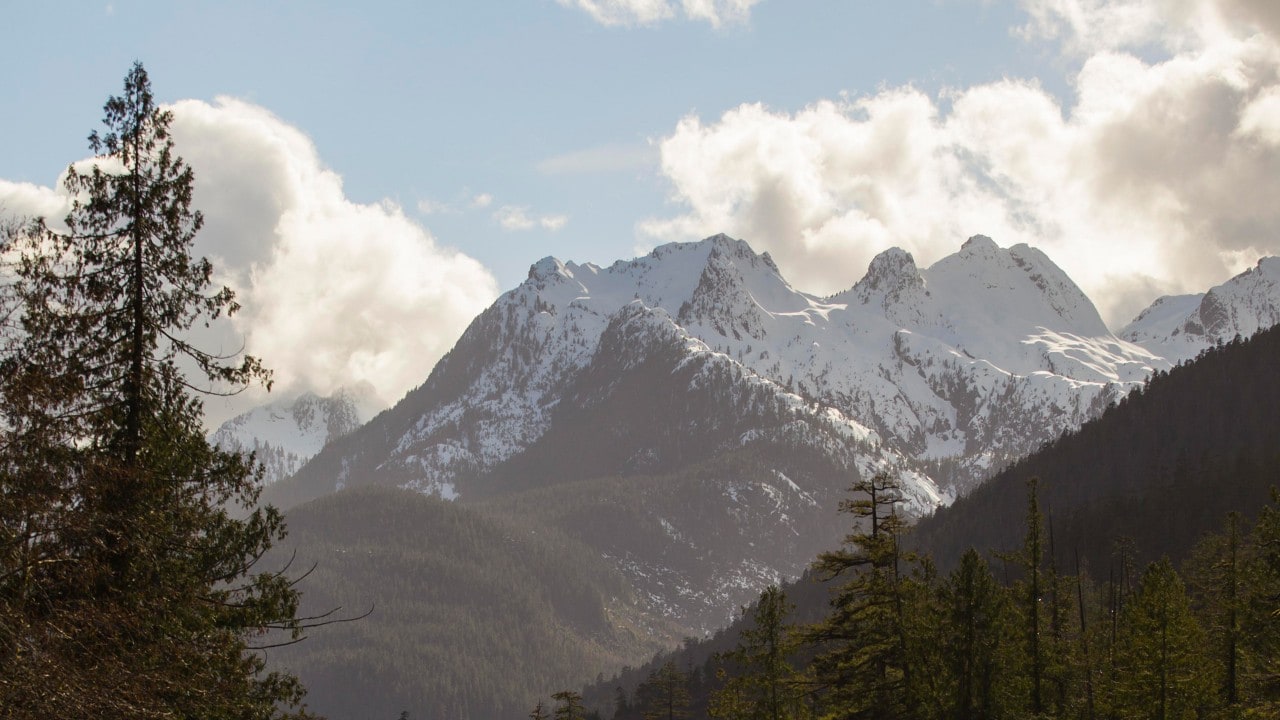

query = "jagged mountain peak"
1121;255;1280;363
924;235;1109;340
263;231;1252;639
845;247;926;308
959;233;999;254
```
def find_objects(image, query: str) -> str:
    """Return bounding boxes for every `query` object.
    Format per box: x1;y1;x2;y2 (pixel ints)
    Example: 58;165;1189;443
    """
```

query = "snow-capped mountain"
251;236;1280;638
210;384;383;485
276;234;1162;506
1121;257;1280;363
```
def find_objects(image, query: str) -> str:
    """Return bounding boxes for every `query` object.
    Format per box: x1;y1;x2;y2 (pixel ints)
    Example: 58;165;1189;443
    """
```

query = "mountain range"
234;234;1280;720
257;234;1280;506
245;235;1280;627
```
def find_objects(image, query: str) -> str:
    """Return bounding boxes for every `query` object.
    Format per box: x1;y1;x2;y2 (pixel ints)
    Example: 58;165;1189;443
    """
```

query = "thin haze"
3;0;1279;423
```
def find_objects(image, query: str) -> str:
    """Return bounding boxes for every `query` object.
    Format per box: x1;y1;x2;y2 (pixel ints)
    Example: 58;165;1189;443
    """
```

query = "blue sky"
6;1;1057;284
5;0;1280;417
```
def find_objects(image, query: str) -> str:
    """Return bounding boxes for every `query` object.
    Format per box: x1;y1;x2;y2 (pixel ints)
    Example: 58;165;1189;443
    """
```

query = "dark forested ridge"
912;323;1280;574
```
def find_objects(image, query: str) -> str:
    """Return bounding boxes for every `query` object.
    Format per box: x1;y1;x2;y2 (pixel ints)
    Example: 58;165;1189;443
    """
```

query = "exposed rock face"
1122;257;1280;363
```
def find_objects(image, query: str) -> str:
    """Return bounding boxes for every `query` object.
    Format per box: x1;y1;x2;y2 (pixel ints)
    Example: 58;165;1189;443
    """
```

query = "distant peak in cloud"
557;0;761;28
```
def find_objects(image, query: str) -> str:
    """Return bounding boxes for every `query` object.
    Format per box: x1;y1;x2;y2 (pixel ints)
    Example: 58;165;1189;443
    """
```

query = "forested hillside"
266;486;675;720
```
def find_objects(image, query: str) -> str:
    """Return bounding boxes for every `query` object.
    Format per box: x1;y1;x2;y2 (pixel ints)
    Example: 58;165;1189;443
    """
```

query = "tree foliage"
593;474;1280;720
709;585;807;720
0;62;306;719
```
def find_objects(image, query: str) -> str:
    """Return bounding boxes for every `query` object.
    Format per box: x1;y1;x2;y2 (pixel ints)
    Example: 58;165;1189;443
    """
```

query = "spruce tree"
938;549;1014;719
637;660;691;720
1187;512;1245;714
709;585;806;720
0;63;305;718
553;690;587;720
1242;490;1280;712
804;471;918;719
1111;559;1213;720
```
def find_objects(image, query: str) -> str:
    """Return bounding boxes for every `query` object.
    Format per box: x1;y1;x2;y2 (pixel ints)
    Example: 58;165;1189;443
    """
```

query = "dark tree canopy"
0;62;307;719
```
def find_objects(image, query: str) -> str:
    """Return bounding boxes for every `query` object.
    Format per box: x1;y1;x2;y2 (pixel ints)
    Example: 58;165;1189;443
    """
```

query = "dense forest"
913;325;1280;574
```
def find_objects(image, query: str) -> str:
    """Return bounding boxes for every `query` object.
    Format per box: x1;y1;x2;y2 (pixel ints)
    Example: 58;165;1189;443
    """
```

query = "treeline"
570;472;1280;719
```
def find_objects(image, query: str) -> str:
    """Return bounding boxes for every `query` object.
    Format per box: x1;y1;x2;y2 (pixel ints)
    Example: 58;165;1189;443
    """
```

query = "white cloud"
2;98;500;424
541;214;570;231
642;0;1280;328
537;142;656;175
557;0;760;27
416;198;453;215
417;190;494;215
494;205;569;232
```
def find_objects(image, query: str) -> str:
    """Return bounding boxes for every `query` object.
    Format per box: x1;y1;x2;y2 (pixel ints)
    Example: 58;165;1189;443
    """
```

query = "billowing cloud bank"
642;0;1280;327
1;99;498;421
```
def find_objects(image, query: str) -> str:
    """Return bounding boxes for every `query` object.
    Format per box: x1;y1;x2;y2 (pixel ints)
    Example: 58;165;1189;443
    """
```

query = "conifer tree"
1015;478;1048;716
710;585;807;720
553;690;586;720
1111;559;1213;720
637;660;691;720
805;471;918;719
0;62;305;718
1242;490;1280;712
1187;512;1245;713
938;549;1014;719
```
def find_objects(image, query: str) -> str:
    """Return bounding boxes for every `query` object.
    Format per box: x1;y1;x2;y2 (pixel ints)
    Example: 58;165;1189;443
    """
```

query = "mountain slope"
912;322;1280;573
581;321;1280;720
259;233;1174;646
266;486;673;720
1121;256;1280;363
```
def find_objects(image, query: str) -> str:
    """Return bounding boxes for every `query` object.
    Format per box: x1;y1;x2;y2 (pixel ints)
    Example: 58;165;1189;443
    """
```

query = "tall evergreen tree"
938;549;1014;719
1014;479;1047;716
1187;512;1245;714
637;660;691;720
805;471;919;719
1242;490;1280;712
1110;559;1214;720
0;63;305;718
710;585;807;720
553;691;586;720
